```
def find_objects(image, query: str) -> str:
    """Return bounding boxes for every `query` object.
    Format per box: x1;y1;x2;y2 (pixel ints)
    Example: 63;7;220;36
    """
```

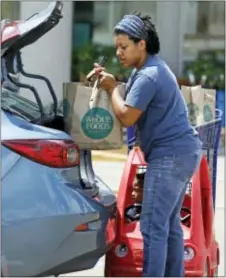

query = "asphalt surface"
61;155;225;277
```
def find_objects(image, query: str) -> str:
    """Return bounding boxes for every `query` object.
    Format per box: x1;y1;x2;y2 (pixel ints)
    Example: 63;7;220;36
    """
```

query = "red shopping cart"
105;109;222;277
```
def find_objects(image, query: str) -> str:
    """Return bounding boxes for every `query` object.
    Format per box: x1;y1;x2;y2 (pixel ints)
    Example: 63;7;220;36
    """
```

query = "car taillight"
75;220;101;231
2;139;80;168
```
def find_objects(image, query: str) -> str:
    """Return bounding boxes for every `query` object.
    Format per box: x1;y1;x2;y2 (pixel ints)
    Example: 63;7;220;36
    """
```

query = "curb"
92;151;127;160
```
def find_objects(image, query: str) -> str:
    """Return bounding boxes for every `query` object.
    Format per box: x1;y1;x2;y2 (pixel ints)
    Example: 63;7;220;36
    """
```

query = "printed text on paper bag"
81;108;114;139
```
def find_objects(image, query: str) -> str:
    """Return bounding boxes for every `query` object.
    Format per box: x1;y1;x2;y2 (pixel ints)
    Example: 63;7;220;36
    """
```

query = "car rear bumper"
40;243;113;277
2;203;116;277
37;198;116;277
2;153;117;277
37;199;116;276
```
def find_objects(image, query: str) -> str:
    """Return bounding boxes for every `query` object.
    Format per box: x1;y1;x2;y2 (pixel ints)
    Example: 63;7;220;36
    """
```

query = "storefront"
1;1;225;104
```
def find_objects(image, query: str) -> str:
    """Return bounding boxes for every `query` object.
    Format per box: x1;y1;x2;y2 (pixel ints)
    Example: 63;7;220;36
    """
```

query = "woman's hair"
114;12;160;55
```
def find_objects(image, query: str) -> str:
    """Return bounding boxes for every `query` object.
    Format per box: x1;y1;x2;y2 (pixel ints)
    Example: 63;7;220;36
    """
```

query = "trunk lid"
1;1;63;57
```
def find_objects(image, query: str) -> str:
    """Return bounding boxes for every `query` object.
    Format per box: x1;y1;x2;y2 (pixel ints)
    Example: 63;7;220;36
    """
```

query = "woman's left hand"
94;64;117;94
98;71;117;94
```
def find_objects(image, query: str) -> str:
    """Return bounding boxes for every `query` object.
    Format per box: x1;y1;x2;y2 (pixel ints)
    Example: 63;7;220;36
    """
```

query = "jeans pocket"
173;151;202;183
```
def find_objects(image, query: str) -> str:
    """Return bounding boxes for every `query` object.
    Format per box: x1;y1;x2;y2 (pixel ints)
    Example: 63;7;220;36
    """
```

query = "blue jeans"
140;151;202;277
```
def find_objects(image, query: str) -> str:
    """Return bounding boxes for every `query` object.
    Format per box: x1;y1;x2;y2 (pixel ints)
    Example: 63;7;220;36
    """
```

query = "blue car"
1;2;116;277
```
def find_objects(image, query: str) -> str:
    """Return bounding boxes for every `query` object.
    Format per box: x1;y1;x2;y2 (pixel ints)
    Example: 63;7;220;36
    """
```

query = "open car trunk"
1;1;114;201
1;1;63;123
1;1;63;57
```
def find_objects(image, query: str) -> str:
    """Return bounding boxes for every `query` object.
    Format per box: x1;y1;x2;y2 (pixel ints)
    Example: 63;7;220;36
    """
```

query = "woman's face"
114;34;146;68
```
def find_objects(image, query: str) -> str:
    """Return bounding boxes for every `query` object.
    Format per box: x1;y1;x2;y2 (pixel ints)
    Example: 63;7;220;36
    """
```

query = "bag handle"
89;78;100;109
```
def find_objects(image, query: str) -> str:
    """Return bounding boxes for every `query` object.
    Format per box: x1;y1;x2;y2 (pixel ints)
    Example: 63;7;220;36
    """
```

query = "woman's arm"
97;70;156;127
109;86;142;127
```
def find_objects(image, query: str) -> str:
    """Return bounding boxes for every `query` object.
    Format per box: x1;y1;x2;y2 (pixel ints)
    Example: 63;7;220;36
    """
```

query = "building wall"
19;1;73;105
156;1;184;76
92;2;157;46
91;1;183;75
91;1;224;75
16;1;224;104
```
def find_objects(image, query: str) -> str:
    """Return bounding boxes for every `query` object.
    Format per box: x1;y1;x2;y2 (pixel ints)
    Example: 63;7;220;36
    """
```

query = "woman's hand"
99;71;117;94
93;63;117;94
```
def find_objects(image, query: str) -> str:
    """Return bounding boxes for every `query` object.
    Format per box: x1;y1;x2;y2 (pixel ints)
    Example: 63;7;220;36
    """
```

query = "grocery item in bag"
181;85;216;126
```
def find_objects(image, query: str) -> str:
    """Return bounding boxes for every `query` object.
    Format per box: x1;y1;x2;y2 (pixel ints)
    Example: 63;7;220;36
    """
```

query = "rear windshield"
1;88;44;121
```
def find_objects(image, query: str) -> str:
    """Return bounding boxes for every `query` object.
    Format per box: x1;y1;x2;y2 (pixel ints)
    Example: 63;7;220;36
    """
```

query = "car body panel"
2;140;115;276
2;110;70;141
2;107;116;276
1;146;21;179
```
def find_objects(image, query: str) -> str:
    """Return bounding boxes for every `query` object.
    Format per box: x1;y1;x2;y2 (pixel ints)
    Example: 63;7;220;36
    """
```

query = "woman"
94;12;202;277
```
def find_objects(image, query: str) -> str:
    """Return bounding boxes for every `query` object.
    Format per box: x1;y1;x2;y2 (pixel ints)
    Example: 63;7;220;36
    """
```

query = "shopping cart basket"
126;109;223;210
195;109;222;209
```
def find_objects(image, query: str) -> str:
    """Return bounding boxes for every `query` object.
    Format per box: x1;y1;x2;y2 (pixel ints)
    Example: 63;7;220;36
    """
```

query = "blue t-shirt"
125;55;202;161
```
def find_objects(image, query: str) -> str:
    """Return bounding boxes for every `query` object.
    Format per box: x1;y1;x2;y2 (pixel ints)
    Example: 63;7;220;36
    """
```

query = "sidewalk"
92;145;127;161
92;145;225;162
92;150;127;161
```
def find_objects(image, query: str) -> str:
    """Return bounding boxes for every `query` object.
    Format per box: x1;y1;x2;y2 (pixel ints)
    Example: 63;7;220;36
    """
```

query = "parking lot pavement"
62;156;225;277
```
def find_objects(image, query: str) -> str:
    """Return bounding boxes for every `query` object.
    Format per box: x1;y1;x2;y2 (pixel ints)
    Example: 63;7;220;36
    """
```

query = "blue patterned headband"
114;14;147;40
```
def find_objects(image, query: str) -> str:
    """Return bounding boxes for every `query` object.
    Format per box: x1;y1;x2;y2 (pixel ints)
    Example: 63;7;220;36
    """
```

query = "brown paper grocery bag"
181;85;216;126
63;80;126;150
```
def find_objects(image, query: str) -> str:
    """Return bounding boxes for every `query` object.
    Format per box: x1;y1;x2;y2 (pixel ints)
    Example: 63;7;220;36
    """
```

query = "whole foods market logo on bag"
187;103;214;125
81;108;114;139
